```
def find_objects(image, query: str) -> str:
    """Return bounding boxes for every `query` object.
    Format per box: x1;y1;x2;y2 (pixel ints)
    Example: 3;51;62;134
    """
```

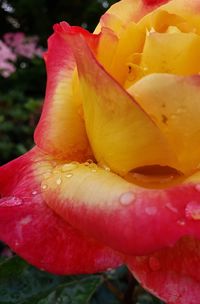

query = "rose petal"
127;237;200;304
34;24;95;161
129;73;200;174
0;148;122;274
42;161;200;256
140;32;200;77
64;29;176;175
95;0;169;34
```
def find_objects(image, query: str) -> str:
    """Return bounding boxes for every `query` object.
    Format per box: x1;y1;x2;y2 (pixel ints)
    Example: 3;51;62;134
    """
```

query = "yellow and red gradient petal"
38;154;200;257
0;148;122;274
95;0;169;34
65;30;176;175
127;237;200;304
34;24;97;161
129;74;200;175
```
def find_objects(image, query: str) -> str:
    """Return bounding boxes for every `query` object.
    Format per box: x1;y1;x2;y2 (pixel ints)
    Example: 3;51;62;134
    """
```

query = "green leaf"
0;256;101;304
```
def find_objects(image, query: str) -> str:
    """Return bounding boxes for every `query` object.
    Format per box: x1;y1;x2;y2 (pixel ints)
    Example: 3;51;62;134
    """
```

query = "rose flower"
1;0;200;302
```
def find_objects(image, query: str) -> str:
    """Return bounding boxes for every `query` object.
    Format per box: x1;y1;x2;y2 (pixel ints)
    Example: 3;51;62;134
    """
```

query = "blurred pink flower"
0;40;16;77
4;32;44;59
0;32;44;77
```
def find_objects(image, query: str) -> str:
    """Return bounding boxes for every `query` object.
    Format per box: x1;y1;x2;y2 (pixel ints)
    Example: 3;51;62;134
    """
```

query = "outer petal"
64;27;177;175
0;148;122;274
127;237;200;304
129;74;200;174
34;24;96;161
39;150;200;258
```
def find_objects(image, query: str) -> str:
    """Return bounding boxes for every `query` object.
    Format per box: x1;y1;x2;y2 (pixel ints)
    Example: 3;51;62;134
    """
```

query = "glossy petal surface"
0;148;122;274
39;151;200;257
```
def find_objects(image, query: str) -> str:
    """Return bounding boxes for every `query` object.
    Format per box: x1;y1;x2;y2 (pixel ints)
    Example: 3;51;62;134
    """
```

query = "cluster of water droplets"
34;159;103;195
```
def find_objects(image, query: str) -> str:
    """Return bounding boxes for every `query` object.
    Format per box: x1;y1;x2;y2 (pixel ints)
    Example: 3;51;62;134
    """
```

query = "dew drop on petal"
145;206;157;215
177;219;186;226
32;190;38;196
86;159;93;164
89;163;97;172
56;177;62;185
149;256;161;271
0;197;23;207
41;184;48;190
195;184;200;192
120;192;135;206
185;201;200;220
62;162;78;172
66;173;73;178
165;203;178;213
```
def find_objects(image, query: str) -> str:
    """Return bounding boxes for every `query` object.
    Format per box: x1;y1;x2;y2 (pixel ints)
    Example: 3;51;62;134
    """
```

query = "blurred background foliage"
0;0;163;303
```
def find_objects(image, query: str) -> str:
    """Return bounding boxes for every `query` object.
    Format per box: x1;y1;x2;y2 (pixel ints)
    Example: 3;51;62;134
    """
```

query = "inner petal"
129;73;200;175
125;31;200;87
66;32;177;176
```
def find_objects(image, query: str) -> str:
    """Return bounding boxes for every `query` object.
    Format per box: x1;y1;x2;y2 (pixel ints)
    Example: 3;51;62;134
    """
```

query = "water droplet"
177;219;186;226
120;192;135;206
165;203;178;213
195;185;200;192
185;201;200;220
89;163;97;172
145;206;157;215
56;177;62;185
20;215;32;225
86;159;93;164
66;173;73;178
149;256;161;271
0;196;23;207
62;162;78;172
32;190;38;196
41;184;48;190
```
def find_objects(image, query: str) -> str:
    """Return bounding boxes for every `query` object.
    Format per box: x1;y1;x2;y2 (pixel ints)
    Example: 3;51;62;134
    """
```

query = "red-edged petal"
0;148;122;274
34;23;99;161
127;237;200;304
42;163;200;256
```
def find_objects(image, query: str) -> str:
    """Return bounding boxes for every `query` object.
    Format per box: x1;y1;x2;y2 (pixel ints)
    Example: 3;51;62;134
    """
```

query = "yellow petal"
95;0;166;35
141;31;200;75
129;74;200;174
67;34;176;175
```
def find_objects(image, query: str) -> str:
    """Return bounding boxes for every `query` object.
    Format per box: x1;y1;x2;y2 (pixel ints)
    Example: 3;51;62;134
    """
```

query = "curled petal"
42;163;200;256
0;148;122;274
34;24;97;161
